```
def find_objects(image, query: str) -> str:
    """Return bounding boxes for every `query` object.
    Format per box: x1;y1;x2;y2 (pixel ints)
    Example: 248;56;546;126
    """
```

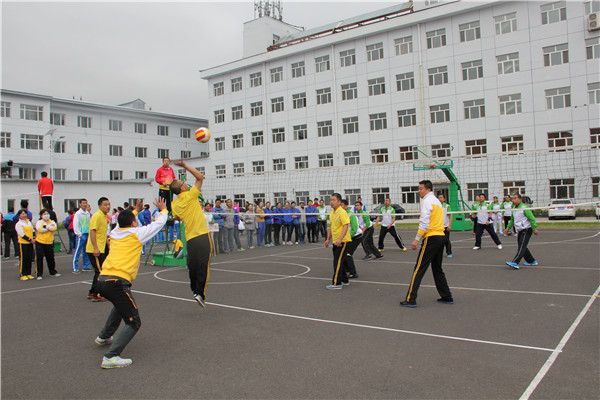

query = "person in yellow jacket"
15;210;35;280
86;197;111;301
94;198;167;369
324;193;352;290
400;180;453;308
35;209;60;279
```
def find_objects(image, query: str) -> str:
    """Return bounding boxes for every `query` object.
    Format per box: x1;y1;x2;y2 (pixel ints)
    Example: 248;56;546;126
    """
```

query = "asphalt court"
2;228;599;399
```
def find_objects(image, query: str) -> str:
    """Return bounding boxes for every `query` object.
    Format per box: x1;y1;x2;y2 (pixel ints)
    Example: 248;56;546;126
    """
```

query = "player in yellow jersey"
86;197;111;301
324;193;352;290
94;198;168;369
170;160;212;308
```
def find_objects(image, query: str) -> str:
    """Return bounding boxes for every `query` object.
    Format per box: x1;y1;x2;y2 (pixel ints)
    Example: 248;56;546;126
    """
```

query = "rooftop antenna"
254;0;283;20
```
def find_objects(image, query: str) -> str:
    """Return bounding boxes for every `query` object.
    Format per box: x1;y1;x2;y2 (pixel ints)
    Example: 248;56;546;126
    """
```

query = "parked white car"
548;199;576;220
596;202;600;220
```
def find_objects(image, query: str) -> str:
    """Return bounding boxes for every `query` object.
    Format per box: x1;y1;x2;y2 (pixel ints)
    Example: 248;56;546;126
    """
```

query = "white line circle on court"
153;260;311;285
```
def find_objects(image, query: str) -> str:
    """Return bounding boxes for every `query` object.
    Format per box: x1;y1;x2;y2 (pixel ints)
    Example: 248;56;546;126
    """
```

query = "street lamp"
44;129;65;180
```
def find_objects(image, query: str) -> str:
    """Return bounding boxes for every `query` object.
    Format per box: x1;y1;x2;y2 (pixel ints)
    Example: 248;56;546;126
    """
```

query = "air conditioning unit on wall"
589;12;600;31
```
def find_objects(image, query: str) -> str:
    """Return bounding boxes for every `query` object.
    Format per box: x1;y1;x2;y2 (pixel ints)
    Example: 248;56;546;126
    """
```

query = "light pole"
44;129;65;180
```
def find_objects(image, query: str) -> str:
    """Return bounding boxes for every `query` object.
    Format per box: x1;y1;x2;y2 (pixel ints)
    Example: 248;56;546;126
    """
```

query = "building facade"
198;0;599;211
0;89;208;218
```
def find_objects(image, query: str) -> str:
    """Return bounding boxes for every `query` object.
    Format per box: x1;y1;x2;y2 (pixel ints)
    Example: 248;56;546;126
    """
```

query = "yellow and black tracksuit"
330;207;352;286
16;220;34;278
35;220;58;277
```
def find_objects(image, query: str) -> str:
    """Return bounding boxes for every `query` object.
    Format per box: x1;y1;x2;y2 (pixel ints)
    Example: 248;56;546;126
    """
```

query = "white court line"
519;284;600;400
1;280;90;294
129;288;557;353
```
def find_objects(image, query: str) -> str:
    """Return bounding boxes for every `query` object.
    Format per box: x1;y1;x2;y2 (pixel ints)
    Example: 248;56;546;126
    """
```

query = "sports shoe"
51;273;61;277
497;245;503;250
72;270;81;274
193;294;205;308
295;242;299;245
87;293;96;300
326;284;342;290
101;356;132;369
281;242;286;245
95;336;113;346
36;276;43;280
378;249;384;252
20;276;29;281
341;281;350;286
437;297;454;304
399;301;417;308
472;246;481;250
447;254;453;258
348;274;359;279
238;248;246;251
82;268;92;271
249;246;255;249
27;275;34;280
523;260;538;266
402;247;407;252
92;295;108;302
506;261;519;269
362;255;372;261
374;255;384;260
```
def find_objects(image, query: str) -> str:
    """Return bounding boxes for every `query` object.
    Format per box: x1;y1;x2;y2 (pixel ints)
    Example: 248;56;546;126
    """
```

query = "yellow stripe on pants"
333;242;347;284
407;237;428;302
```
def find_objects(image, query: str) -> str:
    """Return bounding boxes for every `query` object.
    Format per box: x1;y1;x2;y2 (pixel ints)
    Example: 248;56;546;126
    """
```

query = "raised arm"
172;160;204;191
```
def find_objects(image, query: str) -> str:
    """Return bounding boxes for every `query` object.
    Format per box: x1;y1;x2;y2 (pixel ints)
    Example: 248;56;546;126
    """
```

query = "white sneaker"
101;356;132;369
472;246;481;250
497;245;503;250
51;273;61;277
36;276;43;280
95;336;114;346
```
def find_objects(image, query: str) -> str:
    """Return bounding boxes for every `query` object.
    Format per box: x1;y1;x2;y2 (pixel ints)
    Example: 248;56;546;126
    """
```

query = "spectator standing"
255;202;266;247
37;171;54;211
2;207;19;258
243;204;257;249
34;209;60;279
72;199;92;273
211;199;225;254
155;157;176;211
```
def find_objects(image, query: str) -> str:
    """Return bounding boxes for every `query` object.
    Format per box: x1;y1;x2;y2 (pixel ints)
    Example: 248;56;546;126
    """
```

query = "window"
342;116;359;134
428;66;448;86
402;186;420;204
134;122;147;134
252;160;265;174
215;165;226;179
110;170;123;181
180;128;191;138
273;192;287;205
317;120;332;137
545;87;571;109
543;44;569;66
319;190;334;199
234;195;246;208
459;21;481;42
430;104;450;123
250;72;262;87
273;158;286;171
397;109;416;127
295;156;309;170
369;113;387;131
318;153;334;167
50;113;65;126
135;147;147;158
214;109;225;124
465;139;487;157
295;191;310;205
586;37;600;60
548;131;573;151
135;171;148;180
344;189;361;205
371;148;389;163
252;131;264;146
467;183;489;201
78;169;93;181
53;169;66;181
294;124;307;141
592;177;599;198
541;1;567;25
503;181;526;196
588;83;600;105
549;178;574;199
291;61;305;78
497;52;520;74
340;49;356;67
215;137;225;151
501;135;524;154
19;168;36;180
232;105;243;120
399;146;418;161
292;92;306;109
251;101;263;117
316;88;331;105
0;101;10;117
77;116;91;128
157;125;169;136
499;93;522;115
157;149;169;159
462;60;483;80
396;72;415;91
20;134;43;150
344;151;360;165
372;187;390;205
394;36;413;55
591;128;600;148
272;127;285;143
464;99;485;119
214;82;224;96
432;143;451;158
271;97;284;113
231;77;242;92
1;132;11;148
109;145;123;157
233;163;245;177
366;42;384;61
232;134;244;148
20;104;43;121
54;141;65;153
585;1;600;15
426;28;446;49
315;55;330;72
270;66;283;83
368;77;386;96
494;12;517;35
108;120;122;131
341;82;358;100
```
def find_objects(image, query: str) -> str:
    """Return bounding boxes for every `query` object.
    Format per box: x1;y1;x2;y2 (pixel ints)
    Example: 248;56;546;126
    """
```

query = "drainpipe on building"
331;44;340;191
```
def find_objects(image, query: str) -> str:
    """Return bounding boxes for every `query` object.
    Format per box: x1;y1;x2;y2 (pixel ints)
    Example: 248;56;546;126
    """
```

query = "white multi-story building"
199;0;600;210
0;89;208;218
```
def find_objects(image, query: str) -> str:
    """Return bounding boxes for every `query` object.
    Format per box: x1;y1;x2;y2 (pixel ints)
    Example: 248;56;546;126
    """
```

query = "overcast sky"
2;1;393;118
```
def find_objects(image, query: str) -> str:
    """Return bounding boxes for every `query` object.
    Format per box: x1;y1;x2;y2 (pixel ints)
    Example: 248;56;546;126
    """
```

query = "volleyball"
195;127;211;143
